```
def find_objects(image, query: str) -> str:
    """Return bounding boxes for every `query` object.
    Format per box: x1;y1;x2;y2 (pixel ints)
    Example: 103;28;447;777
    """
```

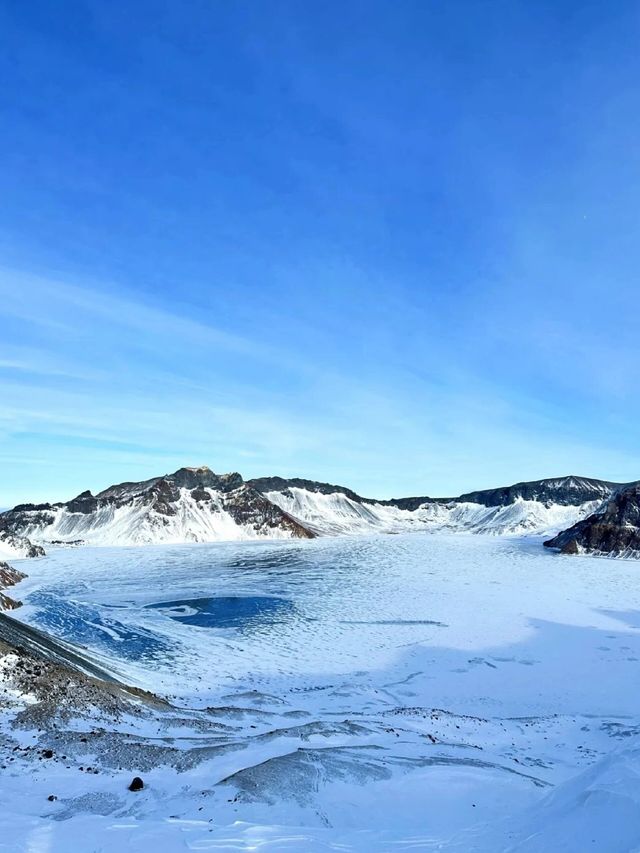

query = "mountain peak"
166;467;243;492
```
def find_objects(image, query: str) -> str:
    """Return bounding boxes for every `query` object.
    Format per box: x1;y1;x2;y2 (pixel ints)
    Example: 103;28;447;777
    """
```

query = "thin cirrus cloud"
0;268;264;357
2;264;640;506
1;2;640;502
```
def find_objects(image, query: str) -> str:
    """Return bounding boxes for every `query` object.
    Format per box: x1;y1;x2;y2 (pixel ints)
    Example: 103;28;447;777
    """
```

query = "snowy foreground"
3;534;640;851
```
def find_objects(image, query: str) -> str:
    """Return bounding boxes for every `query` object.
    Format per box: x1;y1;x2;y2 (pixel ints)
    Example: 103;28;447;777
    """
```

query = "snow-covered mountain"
1;467;630;549
545;482;640;557
254;476;613;538
0;467;314;548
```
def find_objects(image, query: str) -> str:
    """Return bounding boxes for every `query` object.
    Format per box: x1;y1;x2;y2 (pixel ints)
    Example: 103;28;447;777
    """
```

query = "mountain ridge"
2;466;634;550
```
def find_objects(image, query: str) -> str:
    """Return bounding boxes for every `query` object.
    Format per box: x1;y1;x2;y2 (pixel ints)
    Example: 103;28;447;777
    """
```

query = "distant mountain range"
1;466;637;557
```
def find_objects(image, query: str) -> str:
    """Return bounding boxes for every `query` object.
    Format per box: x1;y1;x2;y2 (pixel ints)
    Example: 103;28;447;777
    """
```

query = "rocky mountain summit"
544;483;640;557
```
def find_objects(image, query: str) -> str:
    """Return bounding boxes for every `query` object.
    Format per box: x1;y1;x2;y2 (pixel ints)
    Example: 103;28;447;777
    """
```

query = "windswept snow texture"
4;534;640;850
265;487;602;537
1;467;314;547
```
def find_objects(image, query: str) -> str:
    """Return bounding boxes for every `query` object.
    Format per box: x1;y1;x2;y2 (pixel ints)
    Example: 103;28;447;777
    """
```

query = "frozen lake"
8;534;640;849
8;535;640;713
12;533;640;715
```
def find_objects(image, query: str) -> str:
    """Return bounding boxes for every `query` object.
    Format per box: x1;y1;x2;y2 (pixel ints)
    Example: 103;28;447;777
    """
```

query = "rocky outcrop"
0;528;45;559
544;484;640;557
0;561;27;610
251;474;630;511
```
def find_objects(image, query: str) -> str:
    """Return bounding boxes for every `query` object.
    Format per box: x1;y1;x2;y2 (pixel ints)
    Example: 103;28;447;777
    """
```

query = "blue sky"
1;0;640;505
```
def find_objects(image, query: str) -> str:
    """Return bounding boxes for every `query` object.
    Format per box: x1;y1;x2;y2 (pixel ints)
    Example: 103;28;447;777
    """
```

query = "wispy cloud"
1;258;639;506
0;267;265;357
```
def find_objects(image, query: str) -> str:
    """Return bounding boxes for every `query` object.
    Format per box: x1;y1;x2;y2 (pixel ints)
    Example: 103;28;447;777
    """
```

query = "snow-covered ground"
3;534;640;851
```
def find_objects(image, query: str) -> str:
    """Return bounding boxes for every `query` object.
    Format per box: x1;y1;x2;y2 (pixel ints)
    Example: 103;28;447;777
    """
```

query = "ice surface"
3;534;640;850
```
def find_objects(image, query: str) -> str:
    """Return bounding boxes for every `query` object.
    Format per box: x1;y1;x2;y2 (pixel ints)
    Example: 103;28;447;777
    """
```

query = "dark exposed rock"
190;487;212;502
224;486;315;539
248;476;368;504
560;538;580;555
170;466;243;493
456;476;626;508
128;776;144;791
0;562;27;588
384;494;440;511
0;527;45;558
148;479;180;516
65;491;98;514
0;593;22;611
0;561;27;611
250;473;631;511
544;483;640;556
10;502;55;512
2;466;316;543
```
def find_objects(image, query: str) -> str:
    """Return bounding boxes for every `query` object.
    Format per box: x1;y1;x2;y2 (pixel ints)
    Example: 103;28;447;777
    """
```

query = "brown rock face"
0;592;22;610
222;486;315;538
0;563;27;588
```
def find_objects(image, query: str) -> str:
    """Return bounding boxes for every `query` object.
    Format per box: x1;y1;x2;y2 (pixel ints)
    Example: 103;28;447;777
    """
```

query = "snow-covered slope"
6;534;640;850
455;744;640;851
0;528;44;560
422;497;604;536
264;487;603;537
545;482;640;557
2;468;629;547
1;467;314;547
15;488;305;546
